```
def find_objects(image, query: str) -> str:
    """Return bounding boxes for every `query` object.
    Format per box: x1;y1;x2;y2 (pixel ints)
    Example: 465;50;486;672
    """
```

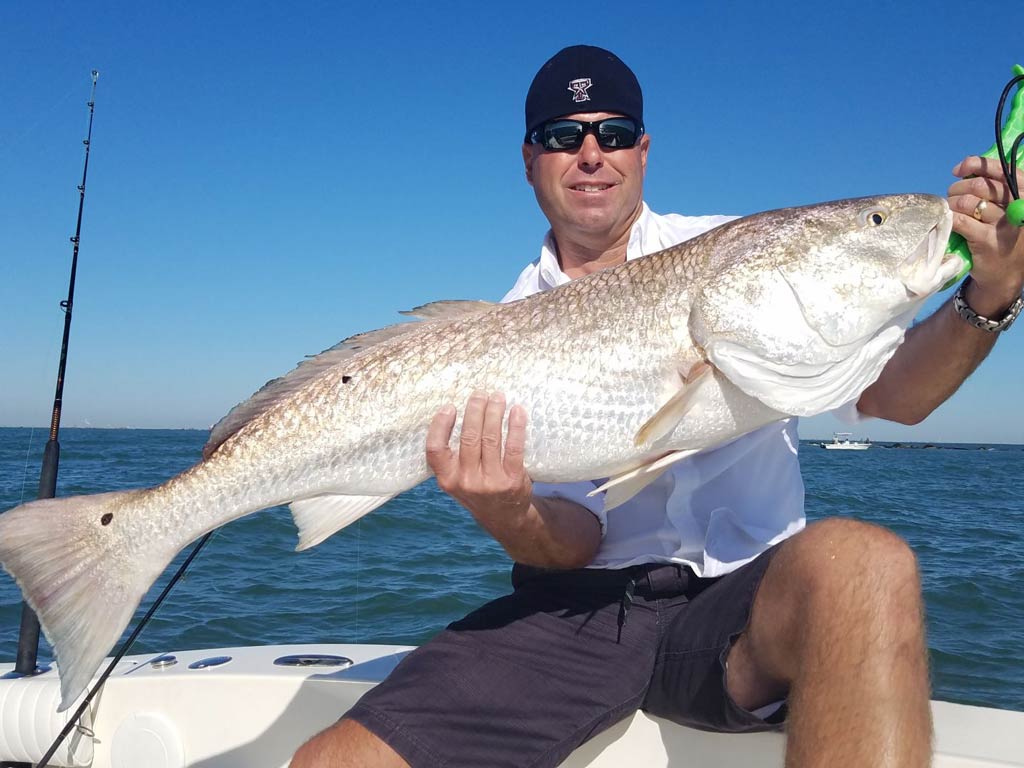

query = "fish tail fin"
0;490;174;711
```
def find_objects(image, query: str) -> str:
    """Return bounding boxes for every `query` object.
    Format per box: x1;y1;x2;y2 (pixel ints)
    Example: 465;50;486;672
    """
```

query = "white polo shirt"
502;203;806;577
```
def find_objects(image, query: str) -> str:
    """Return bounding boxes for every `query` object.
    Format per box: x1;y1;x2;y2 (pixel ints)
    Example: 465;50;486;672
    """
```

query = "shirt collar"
537;202;653;290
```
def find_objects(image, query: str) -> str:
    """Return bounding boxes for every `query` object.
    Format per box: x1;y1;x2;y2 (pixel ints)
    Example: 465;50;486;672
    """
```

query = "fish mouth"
899;207;958;298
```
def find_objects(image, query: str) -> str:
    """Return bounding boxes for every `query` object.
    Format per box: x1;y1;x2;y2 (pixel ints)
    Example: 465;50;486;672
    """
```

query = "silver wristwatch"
953;277;1024;333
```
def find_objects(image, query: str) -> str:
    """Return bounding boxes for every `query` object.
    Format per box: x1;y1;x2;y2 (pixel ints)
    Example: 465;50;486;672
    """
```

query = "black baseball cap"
524;45;644;142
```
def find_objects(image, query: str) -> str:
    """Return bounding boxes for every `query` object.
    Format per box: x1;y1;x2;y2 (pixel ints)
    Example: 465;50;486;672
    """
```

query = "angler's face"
522;112;649;243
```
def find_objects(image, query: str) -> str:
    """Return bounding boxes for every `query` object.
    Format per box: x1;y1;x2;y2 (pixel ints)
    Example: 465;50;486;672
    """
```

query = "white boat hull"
1;644;1021;767
822;432;871;450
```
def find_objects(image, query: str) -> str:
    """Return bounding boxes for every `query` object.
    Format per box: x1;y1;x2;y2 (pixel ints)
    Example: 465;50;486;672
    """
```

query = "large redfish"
0;194;959;710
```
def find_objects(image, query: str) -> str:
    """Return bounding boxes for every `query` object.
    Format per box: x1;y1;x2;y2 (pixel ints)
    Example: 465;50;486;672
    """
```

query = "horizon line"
0;425;1020;448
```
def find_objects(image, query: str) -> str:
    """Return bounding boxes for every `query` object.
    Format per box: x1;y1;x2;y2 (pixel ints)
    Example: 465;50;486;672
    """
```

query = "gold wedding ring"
973;199;989;221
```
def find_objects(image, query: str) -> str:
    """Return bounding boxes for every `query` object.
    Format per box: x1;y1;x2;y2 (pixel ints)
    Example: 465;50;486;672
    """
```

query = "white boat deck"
1;644;1021;767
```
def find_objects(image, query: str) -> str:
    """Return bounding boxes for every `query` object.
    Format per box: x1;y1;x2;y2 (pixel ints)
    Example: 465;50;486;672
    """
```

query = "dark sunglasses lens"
596;118;639;148
538;118;640;150
542;121;585;150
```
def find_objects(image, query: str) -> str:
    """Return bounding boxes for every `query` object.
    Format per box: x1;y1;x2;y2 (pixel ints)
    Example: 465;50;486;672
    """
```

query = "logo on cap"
567;78;592;103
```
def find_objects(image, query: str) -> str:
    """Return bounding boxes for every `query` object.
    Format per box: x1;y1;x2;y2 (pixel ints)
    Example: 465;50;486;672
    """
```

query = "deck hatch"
188;655;232;669
273;653;353;668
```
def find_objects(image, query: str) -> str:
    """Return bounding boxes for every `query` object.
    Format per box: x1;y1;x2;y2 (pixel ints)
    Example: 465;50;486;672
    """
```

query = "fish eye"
858;208;888;227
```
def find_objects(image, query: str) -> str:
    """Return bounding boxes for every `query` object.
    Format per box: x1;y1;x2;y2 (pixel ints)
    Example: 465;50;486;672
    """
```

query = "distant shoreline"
805;441;1022;451
0;426;209;432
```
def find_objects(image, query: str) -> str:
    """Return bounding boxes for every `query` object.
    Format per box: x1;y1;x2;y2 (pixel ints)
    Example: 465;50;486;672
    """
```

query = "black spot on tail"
101;512;113;526
342;375;352;384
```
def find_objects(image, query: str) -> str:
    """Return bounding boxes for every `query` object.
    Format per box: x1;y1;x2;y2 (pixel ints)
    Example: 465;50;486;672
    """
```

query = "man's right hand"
426;390;533;522
425;391;601;569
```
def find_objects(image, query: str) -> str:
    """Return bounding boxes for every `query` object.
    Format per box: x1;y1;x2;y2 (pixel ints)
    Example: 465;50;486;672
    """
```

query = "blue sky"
1;1;1022;444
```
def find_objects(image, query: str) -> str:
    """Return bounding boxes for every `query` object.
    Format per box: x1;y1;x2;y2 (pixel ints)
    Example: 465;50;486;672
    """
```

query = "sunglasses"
527;117;644;152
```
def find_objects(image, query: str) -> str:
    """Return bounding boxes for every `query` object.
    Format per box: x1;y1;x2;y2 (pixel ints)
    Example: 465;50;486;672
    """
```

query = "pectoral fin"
633;361;712;447
588;449;700;510
290;493;396;551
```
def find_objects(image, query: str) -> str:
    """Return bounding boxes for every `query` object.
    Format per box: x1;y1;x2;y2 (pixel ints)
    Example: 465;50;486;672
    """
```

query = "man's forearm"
857;288;1001;424
469;495;602;570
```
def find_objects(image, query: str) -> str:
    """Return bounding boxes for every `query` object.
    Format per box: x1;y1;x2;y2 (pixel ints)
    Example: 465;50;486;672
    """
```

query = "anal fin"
290;493;396;551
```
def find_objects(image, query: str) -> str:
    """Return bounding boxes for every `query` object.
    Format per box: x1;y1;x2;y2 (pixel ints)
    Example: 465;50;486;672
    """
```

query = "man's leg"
290;563;665;768
727;517;932;767
291;720;408;768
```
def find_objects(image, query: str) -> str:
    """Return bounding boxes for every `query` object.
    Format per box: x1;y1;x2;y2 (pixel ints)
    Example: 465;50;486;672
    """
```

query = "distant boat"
822;432;871;450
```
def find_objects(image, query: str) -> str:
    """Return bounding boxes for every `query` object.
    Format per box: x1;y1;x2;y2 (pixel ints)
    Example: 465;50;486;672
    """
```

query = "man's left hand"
949;156;1024;314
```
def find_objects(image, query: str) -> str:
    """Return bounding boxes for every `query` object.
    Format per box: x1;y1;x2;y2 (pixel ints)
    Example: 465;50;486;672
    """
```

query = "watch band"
953;277;1024;333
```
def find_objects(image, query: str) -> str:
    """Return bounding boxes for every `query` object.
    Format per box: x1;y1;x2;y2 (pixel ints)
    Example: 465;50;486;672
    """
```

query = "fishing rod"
13;70;100;679
12;71;218;767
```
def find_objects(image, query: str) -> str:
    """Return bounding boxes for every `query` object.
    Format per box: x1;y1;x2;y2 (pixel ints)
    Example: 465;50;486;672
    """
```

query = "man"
293;46;1024;767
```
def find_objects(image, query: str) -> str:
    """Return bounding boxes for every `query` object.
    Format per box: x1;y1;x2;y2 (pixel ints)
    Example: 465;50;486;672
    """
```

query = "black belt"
512;561;712;596
511;562;719;639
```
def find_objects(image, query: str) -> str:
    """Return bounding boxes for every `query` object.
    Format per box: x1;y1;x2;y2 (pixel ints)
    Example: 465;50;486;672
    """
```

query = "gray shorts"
346;548;783;768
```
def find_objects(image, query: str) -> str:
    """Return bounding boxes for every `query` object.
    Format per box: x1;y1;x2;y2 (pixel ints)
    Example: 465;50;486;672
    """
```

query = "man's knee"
805;517;918;583
290;717;409;768
729;518;927;700
786;518;924;630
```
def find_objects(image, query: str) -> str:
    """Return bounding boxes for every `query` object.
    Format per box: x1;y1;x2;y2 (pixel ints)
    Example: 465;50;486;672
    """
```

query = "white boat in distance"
822;432;871;450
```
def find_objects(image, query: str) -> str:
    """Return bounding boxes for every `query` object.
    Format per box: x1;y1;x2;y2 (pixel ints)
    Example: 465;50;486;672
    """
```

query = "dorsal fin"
399;299;496;321
319;322;428;358
202;299;496;459
203;322;420;459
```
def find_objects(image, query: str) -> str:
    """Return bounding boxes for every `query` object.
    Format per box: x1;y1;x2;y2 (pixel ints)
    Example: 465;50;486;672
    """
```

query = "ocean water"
0;427;1021;712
